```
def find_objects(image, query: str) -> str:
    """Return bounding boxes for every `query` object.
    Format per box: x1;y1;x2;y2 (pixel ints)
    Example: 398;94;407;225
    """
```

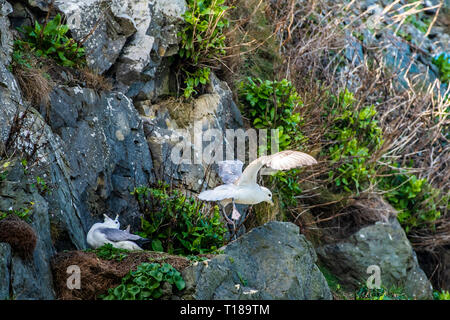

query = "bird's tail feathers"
135;238;152;250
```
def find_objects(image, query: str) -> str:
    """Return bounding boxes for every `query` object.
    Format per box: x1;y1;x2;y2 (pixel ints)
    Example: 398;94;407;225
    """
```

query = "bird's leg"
221;203;235;226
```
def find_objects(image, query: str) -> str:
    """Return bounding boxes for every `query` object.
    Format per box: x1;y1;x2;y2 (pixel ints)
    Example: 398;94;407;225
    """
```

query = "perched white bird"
198;150;317;222
87;214;150;251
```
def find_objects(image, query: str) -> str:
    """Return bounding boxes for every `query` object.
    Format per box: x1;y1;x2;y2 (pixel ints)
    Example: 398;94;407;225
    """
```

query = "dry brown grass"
0;215;37;260
78;67;113;92
12;56;53;107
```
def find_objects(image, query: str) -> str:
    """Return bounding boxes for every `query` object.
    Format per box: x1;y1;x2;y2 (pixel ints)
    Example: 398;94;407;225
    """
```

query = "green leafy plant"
432;53;450;84
86;244;129;261
355;284;409;300
268;169;303;209
380;168;447;233
102;262;185;300
239;77;309;211
132;183;226;255
178;0;230;98
182;67;211;98
324;89;384;193
15;13;85;68
239;77;306;151
433;290;450;300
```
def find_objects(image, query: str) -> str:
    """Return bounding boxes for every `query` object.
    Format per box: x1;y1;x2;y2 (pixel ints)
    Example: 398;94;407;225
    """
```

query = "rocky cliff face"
0;0;443;299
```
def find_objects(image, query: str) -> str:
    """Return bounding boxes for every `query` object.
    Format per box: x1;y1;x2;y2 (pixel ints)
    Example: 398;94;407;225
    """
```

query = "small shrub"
323;89;384;193
132;183;226;255
101;262;185;300
380;168;447;233
182;66;211;98
178;0;230;98
239;77;308;212
15;13;85;68
239;77;305;151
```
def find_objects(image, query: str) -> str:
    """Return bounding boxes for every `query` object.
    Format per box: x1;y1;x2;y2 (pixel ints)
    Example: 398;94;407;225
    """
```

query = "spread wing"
218;160;243;184
98;228;143;242
236;150;317;186
198;184;240;201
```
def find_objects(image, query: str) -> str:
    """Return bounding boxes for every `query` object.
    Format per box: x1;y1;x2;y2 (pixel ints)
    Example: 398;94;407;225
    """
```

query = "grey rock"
117;0;187;91
54;0;138;73
142;73;243;192
0;0;13;65
180;221;332;300
0;164;55;299
0;243;11;300
316;217;433;299
41;86;154;235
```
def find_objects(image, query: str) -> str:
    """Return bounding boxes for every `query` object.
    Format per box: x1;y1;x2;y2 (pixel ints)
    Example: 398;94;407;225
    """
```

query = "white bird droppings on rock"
115;130;125;141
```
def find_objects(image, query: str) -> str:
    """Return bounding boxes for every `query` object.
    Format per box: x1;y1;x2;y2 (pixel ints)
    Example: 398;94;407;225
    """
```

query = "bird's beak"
268;200;274;206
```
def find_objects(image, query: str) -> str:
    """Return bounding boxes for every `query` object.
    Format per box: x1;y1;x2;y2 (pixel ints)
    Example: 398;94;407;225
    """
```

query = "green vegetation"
433;290;450;300
380;169;447;233
32;176;50;196
86;244;129;261
319;265;342;293
239;77;309;212
405;14;431;34
0;207;33;222
132;183;226;255
323;89;384;193
432;53;450;84
239;77;305;151
0;160;11;182
355;284;410;300
182;67;211;98
15;13;85;68
268;169;304;209
178;0;230;98
102;262;185;300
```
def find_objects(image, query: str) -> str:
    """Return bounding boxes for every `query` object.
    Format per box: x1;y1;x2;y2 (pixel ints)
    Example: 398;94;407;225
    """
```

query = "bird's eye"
269;194;272;198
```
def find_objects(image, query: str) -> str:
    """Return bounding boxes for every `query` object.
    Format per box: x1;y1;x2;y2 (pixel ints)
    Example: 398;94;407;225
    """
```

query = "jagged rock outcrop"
316;216;434;299
40;86;155;236
0;243;11;299
179;221;332;300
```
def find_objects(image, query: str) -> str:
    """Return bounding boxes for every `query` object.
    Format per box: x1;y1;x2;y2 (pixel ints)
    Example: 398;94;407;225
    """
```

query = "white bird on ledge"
87;214;150;251
198;150;317;225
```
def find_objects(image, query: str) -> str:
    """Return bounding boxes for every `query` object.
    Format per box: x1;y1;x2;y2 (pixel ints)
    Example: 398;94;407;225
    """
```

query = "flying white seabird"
87;214;150;251
198;150;317;222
